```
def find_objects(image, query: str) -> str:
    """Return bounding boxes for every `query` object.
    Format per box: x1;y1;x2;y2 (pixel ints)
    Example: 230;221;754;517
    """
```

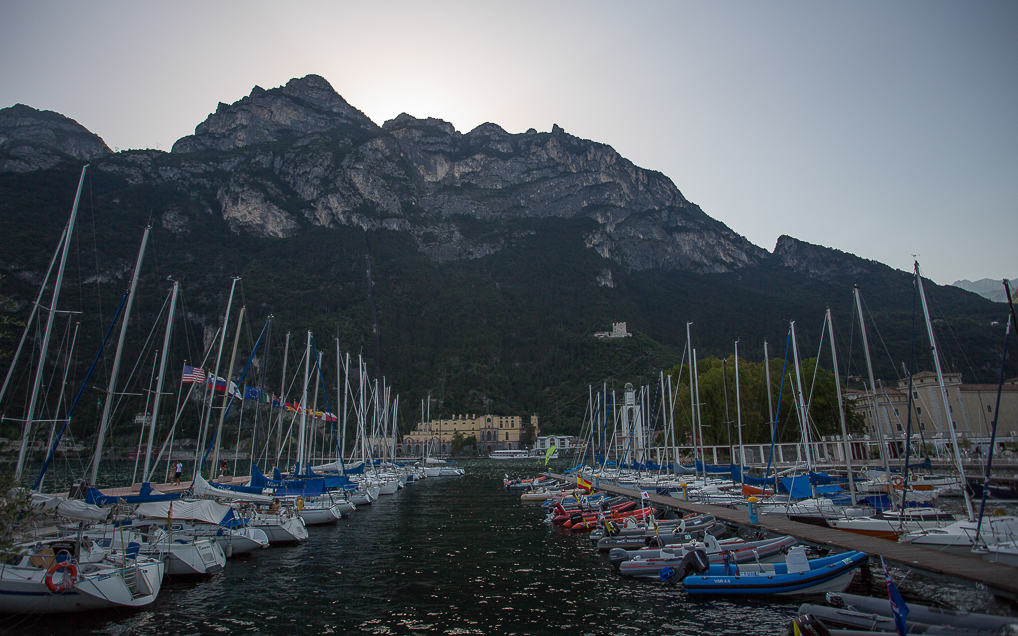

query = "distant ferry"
489;449;558;460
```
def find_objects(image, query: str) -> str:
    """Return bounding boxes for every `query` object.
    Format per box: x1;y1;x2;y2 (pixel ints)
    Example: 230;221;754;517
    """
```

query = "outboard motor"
675;548;711;580
608;548;630;568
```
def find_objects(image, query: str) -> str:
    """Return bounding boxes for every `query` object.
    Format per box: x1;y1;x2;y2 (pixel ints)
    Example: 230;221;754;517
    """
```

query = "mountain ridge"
0;76;1010;434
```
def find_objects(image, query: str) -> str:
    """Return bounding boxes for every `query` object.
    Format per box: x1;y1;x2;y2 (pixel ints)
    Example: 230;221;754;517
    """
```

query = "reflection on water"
3;460;1015;634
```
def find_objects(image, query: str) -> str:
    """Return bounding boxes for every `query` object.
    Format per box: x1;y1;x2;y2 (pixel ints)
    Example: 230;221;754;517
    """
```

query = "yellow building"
846;372;1018;441
402;413;539;455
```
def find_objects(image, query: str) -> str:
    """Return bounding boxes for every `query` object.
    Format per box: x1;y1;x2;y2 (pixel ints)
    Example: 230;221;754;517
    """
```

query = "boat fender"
297;497;304;511
789;614;831;636
659;566;677;584
44;560;78;594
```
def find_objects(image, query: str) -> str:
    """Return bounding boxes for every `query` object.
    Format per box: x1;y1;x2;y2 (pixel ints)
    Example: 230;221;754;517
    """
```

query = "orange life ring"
44;560;78;594
891;475;905;488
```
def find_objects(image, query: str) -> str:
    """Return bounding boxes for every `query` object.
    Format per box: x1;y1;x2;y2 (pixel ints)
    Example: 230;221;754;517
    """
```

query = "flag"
182;364;205;383
207;375;227;392
261;391;271;404
640;490;650;500
544;445;557;466
228;381;241;398
244;386;261;401
271;396;281;409
577;476;593;492
880;556;909;636
323;412;338;423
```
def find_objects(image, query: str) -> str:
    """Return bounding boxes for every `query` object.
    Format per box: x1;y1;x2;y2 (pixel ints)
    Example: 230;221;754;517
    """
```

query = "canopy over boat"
136;499;236;526
29;492;110;522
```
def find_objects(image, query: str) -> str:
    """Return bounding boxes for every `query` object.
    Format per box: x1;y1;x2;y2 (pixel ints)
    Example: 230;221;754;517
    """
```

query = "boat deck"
57;475;250;498
546;472;1018;597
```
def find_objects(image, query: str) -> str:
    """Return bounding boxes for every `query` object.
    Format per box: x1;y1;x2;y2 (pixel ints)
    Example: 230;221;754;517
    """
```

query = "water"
3;460;1015;634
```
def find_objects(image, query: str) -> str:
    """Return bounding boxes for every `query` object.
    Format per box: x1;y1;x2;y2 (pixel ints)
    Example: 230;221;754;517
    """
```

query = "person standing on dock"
174;461;182;483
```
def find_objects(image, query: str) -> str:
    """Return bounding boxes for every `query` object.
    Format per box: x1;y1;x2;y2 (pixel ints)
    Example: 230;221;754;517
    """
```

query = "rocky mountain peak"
0;103;111;173
773;234;883;281
171;74;379;154
382;113;458;137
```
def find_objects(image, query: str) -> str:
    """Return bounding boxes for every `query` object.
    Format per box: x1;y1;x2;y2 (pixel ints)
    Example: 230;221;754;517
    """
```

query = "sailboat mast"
764;339;774;433
914;262;974;521
211;304;245;477
789;321;815;475
276;331;290;463
198;276;239;474
735;340;745;488
14;167;87;482
89;225;150;484
685;322;697;477
39;320;80;492
142;281;178;481
693;347;705;478
296;330;311;473
342;350;351;463
826;308;857;505
0;224;67;407
854;285;892;475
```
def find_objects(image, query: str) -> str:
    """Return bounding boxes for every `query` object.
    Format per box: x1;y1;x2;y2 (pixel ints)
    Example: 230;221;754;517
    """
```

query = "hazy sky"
2;1;1015;285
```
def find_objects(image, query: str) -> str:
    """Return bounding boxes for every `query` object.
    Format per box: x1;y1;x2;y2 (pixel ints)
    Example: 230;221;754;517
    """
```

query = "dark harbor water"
3;459;1016;634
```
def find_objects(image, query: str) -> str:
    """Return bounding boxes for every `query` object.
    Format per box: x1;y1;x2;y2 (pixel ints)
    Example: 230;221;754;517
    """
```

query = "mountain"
952;278;1018;303
0;75;1011;439
0;104;111;172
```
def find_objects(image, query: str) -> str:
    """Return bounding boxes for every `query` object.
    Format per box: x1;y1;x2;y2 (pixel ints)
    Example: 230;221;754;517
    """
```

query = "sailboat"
829;266;961;540
906;278;1018;557
0;167;167;612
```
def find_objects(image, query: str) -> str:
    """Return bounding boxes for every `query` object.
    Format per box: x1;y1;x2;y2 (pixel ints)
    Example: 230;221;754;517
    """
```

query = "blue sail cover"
323;475;355;490
695;460;733;474
249;464;275;489
210;480;264;494
84;482;182;505
274;478;325;497
778;474;845;499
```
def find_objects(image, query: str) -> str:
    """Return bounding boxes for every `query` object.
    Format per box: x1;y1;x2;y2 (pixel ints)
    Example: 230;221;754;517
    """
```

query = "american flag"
182;364;206;383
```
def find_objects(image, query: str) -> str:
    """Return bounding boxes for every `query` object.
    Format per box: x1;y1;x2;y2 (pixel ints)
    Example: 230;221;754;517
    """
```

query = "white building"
534;435;577;452
594;321;632;339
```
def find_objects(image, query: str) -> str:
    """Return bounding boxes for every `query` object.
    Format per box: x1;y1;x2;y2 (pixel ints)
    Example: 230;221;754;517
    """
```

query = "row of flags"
181;364;338;422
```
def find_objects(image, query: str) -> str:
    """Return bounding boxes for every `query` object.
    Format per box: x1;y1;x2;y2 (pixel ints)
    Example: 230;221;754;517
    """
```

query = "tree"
665;355;864;448
450;431;465;455
521;420;537;448
0;470;37;562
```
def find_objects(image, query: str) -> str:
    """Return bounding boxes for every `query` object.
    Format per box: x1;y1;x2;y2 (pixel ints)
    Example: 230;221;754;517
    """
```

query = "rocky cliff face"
0;104;111;172
772;234;878;281
3;75;767;273
171;75;378;153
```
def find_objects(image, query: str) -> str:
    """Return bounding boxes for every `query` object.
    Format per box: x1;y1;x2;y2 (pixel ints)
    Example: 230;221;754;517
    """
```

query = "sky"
1;1;1015;285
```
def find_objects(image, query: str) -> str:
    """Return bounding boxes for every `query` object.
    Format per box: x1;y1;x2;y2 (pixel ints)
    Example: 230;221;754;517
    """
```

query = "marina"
4;460;1015;634
548;471;1018;598
2;4;1017;633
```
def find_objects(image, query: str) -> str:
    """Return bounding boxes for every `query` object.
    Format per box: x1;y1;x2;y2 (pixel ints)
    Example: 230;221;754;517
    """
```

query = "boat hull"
683;551;867;596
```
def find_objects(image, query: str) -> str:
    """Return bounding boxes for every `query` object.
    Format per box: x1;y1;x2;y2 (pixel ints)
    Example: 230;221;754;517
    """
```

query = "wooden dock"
546;472;1018;598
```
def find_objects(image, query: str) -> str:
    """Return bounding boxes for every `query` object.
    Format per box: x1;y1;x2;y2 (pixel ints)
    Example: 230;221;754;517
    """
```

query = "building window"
893;408;899;416
913;391;918;399
505;433;509;441
916;407;921;415
987;405;993;413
